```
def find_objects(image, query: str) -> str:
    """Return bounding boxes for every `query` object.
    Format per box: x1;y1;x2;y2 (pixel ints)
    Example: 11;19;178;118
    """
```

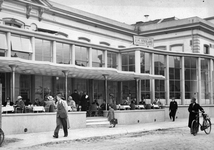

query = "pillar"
150;53;155;103
198;58;201;104
52;41;56;63
135;78;140;104
9;65;17;103
210;59;213;104
165;55;169;105
181;56;185;105
62;70;69;101
103;74;109;110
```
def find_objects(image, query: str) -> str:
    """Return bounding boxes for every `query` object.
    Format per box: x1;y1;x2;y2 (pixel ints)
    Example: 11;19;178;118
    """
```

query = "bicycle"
191;112;212;136
0;128;4;146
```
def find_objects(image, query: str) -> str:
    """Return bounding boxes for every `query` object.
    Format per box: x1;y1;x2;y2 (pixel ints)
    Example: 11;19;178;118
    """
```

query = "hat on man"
17;96;22;100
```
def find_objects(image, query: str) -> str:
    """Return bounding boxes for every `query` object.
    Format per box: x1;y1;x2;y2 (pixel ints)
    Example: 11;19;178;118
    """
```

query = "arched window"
154;46;167;50
99;41;110;46
78;37;90;42
170;44;183;52
3;18;25;28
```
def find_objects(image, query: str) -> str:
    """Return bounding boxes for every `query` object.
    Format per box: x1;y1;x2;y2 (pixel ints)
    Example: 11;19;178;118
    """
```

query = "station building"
0;0;214;107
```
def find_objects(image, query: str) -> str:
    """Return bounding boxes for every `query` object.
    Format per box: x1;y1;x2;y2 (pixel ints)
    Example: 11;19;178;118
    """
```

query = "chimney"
144;15;149;22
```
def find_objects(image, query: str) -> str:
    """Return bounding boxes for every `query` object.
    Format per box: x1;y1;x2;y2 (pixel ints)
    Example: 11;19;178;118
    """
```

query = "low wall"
104;109;165;125
164;105;214;120
2;112;86;135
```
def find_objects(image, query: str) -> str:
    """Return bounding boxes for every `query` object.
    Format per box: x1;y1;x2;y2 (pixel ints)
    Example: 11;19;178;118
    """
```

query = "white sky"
50;0;214;24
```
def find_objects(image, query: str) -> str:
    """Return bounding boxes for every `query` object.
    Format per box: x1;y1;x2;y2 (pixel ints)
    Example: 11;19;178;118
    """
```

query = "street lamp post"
103;74;109;110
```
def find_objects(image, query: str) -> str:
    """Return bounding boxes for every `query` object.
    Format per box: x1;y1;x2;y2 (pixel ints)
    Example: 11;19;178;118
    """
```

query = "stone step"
86;117;109;128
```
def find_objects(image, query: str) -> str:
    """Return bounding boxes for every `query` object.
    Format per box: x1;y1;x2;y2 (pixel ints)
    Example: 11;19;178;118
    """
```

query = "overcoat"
107;107;115;122
188;103;204;128
56;100;70;129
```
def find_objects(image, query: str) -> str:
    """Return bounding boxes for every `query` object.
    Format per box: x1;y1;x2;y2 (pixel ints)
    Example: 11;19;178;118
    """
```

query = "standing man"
71;89;81;111
53;93;69;138
169;97;178;121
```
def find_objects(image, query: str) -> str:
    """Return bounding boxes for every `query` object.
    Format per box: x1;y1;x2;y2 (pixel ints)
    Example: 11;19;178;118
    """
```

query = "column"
180;56;185;105
52;41;56;63
6;32;11;57
104;50;107;68
198;58;201;104
71;44;75;65
62;70;69;101
117;53;122;71
135;50;141;74
103;74;109;110
150;53;155;103
88;47;92;67
165;55;169;105
31;36;35;61
9;65;17;103
135;78;140;104
209;59;213;104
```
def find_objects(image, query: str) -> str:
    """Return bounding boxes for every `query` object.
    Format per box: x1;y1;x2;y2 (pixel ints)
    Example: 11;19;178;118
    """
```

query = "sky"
50;0;214;24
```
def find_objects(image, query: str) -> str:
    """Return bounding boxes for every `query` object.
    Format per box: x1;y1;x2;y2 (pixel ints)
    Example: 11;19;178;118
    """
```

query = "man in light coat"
53;93;69;138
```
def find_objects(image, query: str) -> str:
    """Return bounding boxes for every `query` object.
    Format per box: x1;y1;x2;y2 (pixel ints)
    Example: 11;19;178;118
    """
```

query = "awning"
0;58;165;81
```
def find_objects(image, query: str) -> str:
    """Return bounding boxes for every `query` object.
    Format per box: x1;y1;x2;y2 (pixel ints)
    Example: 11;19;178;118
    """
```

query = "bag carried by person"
111;118;118;125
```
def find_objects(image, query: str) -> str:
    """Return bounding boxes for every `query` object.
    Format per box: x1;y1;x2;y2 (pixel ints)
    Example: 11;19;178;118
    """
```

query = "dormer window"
100;41;110;46
3;18;25;28
78;37;90;42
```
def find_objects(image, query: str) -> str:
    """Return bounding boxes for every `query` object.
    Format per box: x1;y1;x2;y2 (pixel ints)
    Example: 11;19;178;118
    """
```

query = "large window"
184;57;197;99
35;38;52;62
122;81;136;100
94;80;104;102
169;56;181;99
107;51;117;69
56;42;71;64
11;34;32;60
203;45;209;54
75;46;88;67
141;80;150;99
141;52;150;73
92;49;105;67
122;52;135;72
201;58;210;101
0;32;7;57
154;54;165;99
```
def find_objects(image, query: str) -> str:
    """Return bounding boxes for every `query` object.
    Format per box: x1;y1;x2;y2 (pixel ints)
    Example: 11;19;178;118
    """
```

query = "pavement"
1;117;213;150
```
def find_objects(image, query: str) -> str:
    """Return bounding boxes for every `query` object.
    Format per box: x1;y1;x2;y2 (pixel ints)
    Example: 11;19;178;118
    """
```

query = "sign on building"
133;36;154;48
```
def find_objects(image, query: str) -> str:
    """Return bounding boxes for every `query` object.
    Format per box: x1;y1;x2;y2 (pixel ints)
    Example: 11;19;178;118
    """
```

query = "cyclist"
188;97;204;134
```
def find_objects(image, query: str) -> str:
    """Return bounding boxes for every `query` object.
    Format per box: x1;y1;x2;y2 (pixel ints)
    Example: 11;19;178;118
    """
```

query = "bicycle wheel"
0;128;4;146
204;119;212;134
191;120;198;136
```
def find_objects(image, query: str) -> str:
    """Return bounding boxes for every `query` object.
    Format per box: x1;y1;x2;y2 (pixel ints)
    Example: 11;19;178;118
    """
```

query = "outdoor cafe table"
117;105;131;110
1;106;14;113
135;105;145;109
33;106;45;112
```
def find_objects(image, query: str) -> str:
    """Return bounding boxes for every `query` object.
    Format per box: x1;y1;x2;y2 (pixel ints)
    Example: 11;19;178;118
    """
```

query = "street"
20;127;213;150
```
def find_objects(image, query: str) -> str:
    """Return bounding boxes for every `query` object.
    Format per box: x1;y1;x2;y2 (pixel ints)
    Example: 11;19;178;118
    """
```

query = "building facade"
0;0;214;108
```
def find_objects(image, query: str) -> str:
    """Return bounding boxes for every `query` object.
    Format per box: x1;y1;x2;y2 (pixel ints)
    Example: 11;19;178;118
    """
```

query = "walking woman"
107;105;116;128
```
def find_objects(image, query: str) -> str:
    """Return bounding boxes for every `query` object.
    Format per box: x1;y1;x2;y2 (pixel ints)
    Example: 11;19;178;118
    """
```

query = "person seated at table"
67;96;77;111
15;96;25;113
139;99;146;105
3;97;14;106
130;100;136;110
89;101;98;116
34;98;45;106
122;99;129;105
44;96;55;112
24;98;32;106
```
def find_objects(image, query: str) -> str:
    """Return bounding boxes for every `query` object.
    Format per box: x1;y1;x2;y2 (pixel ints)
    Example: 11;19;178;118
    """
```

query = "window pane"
0;32;7;49
35;39;52;62
11;35;22;51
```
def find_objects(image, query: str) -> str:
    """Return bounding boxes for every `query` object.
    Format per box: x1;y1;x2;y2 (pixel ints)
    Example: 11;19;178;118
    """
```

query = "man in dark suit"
3;97;14;106
71;89;80;111
188;97;204;134
53;93;69;138
169;97;178;121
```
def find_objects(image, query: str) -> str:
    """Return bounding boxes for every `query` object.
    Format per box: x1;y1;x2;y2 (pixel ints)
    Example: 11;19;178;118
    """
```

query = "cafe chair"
89;104;98;117
15;107;24;113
